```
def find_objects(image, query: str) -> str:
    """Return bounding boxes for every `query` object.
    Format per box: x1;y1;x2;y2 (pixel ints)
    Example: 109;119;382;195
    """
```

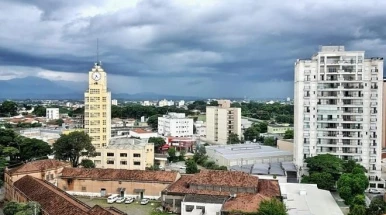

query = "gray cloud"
1;0;386;97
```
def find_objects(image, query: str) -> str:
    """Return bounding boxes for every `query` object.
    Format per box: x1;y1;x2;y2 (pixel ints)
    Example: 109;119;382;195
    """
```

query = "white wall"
181;202;223;215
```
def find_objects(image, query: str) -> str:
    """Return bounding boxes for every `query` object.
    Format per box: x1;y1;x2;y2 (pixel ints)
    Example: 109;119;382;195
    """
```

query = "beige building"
4;159;71;200
84;62;111;148
86;136;155;170
206;100;241;144
267;124;293;137
383;78;386;149
58;167;180;199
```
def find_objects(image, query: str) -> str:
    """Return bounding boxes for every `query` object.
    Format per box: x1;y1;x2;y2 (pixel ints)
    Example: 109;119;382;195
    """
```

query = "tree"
350;205;366;215
148;137;166;152
301;172;335;190
167;147;178;162
4;201;41;215
80;159;95;168
146;165;160;171
343;160;366;174
227;133;240;144
53;131;95;167
263;137;276;146
32;105;46;117
185;159;199;174
0;100;18;116
257;198;287;215
337;170;369;205
258;122;268;133
305;154;343;181
147;115;160;131
19;138;52;161
283;129;293;139
349;195;366;212
56;118;64;126
367;198;386;215
244;127;260;141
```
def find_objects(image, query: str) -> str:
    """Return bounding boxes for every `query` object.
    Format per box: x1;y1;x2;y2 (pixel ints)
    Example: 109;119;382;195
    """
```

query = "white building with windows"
158;112;193;137
46;108;59;120
294;46;383;188
112;99;118;106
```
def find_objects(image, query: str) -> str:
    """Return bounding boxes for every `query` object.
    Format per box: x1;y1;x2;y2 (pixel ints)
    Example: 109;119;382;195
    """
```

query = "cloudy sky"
1;0;386;98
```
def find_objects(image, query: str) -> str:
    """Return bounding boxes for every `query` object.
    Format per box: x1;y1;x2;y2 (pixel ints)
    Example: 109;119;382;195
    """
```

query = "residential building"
158;113;193;137
142;101;151;106
8;175;126;215
58;167;180;199
4;159;71;200
267;124;293;137
194;121;206;137
112;99;118;106
19;128;62;145
294;46;384;187
158;99;169;107
161;170;281;214
280;183;343;215
177;100;185;107
84;62;112;148
206;100;241;144
205;143;293;168
46;108;59;120
383;78;386;149
129;128;158;139
87;136;154;170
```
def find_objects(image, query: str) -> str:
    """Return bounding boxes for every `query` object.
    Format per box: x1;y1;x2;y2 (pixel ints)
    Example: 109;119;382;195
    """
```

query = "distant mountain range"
0;77;202;100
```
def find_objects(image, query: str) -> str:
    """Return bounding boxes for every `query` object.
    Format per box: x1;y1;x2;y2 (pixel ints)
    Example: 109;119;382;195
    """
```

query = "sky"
1;0;386;98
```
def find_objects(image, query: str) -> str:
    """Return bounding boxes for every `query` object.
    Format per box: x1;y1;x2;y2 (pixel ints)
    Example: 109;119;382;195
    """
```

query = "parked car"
107;194;120;204
125;197;134;204
140;198;150;205
368;188;381;194
116;197;126;203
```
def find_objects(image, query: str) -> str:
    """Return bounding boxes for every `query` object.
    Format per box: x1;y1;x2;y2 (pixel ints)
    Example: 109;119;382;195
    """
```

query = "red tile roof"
61;168;179;183
222;193;270;213
189;170;259;188
132;128;154;134
13;175;126;215
8;159;70;175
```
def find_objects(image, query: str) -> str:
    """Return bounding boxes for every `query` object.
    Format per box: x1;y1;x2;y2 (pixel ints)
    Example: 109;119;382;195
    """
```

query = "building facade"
85;137;155;170
46;108;59;120
206;100;241;144
158;113;193;137
112;99;118;106
84;62;112;148
294;46;383;187
383;79;386;149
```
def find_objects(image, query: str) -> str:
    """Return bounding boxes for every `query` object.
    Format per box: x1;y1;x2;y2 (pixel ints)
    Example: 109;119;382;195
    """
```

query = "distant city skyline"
1;0;386;97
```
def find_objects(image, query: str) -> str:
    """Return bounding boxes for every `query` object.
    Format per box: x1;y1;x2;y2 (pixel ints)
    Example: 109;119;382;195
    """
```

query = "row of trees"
0;101;18;117
301;154;382;215
231;102;293;123
185;145;227;174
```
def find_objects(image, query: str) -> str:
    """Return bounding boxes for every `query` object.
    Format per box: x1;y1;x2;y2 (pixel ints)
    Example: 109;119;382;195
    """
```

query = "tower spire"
96;38;100;66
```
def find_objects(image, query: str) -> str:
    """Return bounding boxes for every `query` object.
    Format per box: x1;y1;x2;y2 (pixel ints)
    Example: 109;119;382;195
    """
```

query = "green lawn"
197;114;206;122
76;196;161;215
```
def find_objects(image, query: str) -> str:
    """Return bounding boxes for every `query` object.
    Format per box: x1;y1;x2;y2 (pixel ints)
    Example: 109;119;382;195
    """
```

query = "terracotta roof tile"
258;179;281;197
222;193;270;213
8;159;70;175
132;128;154;134
61;168;178;183
189;170;259;187
13;175;125;215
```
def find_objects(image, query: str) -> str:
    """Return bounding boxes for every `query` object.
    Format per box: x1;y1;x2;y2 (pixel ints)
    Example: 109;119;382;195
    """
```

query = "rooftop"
183;194;226;204
107;137;152;149
13;175;125;215
189;170;259;188
222;193;270;213
131;128;155;134
60;168;178;183
230;162;297;176
7;159;70;175
280;183;343;215
206;143;293;160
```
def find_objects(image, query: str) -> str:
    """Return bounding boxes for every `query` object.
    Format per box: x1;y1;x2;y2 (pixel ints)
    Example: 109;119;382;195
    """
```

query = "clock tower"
84;62;111;148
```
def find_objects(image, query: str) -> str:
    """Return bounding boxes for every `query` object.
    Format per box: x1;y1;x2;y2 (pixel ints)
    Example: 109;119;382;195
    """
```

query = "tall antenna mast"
96;38;99;65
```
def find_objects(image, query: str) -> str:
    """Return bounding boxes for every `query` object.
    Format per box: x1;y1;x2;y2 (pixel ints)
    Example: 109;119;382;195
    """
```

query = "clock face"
92;72;101;81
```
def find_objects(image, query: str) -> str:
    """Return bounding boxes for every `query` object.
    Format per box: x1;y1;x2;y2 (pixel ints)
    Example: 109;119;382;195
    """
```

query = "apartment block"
158;113;193;137
206;100;241;144
294;46;383;187
87;137;154;170
112;99;118;106
46;108;59;120
84;62;112;148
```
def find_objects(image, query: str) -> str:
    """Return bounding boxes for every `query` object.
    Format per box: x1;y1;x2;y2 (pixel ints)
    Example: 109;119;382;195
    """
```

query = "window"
107;153;114;157
133;153;141;158
82;186;86;191
102;97;107;102
134;161;141;165
95;152;101;156
120;161;127;165
185;205;194;212
196;206;205;214
107;160;114;165
120;153;127;157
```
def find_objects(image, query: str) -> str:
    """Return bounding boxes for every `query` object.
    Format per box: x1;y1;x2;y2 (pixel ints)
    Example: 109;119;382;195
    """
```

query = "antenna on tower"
96;38;99;66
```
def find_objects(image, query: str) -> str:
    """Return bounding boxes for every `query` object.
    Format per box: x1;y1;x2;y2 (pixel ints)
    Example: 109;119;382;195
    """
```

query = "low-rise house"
4;159;71;200
129;128;158;139
58;167;180;199
267;124;293;137
280;183;343;215
9;175;125;215
162;170;281;214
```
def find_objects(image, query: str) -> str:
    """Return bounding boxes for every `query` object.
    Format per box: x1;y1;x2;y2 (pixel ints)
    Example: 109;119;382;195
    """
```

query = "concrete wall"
181;202;223;215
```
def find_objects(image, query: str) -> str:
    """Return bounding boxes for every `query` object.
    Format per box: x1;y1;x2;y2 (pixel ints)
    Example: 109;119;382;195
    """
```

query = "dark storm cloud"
2;0;386;97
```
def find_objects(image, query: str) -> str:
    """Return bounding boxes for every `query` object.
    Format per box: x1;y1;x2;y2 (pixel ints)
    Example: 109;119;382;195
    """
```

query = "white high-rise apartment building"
158;112;193;137
206;100;241;144
112;99;118;106
46;108;59;120
294;46;383;187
